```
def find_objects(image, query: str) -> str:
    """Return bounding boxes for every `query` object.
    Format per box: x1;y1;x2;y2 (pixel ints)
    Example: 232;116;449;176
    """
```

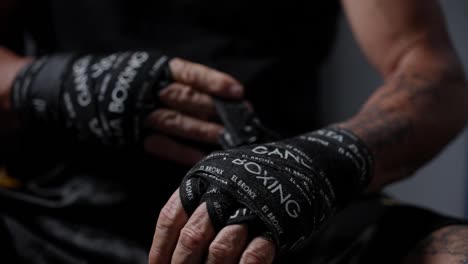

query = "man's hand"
149;127;373;263
144;58;244;166
10;52;244;165
149;190;276;264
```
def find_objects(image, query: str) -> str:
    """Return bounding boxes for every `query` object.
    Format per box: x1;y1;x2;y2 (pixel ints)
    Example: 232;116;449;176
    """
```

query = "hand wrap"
11;51;172;148
180;126;373;255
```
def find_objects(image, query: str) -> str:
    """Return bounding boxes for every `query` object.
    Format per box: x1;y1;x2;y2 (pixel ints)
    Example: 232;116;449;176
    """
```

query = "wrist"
334;121;381;192
289;126;374;201
11;51;172;149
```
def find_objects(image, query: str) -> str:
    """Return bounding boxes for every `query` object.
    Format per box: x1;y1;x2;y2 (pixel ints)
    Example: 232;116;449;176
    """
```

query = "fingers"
149;189;275;264
144;134;205;166
206;224;249;264
171;203;216;264
239;237;276;264
169;58;243;98
150;190;188;264
146;109;224;144
159;83;217;119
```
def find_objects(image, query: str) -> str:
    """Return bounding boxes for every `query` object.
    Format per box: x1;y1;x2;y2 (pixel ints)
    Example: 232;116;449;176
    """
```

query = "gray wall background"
319;1;468;218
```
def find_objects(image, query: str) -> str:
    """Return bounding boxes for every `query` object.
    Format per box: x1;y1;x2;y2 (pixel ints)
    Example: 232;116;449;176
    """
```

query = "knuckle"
241;250;268;264
179;225;206;251
158;84;179;101
195;125;219;141
210;74;234;90
148;110;169;127
179;86;196;104
180;62;198;83
186;88;201;103
194;125;211;140
162;84;190;103
208;240;234;260
149;246;166;264
156;203;178;230
157;110;181;128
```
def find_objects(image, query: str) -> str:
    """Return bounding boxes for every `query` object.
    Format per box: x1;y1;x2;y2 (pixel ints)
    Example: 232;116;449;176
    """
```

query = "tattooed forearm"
345;71;443;152
403;225;468;264
340;63;467;191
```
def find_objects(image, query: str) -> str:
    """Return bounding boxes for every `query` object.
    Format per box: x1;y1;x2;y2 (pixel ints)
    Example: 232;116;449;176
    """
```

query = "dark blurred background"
319;0;468;218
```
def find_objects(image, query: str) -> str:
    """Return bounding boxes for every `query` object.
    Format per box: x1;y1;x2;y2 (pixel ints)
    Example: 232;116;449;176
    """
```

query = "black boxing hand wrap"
11;51;172;148
179;127;373;256
213;98;280;148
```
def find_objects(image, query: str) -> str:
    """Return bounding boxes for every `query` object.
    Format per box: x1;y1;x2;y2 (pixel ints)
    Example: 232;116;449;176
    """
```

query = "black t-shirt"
1;1;340;261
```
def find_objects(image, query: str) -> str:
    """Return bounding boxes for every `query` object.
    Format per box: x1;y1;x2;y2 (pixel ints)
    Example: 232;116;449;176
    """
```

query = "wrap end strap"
214;98;280;149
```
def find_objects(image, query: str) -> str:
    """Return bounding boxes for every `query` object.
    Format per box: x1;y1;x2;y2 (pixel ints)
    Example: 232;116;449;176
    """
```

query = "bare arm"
0;0;31;138
0;48;30;130
0;0;30;132
339;0;468;191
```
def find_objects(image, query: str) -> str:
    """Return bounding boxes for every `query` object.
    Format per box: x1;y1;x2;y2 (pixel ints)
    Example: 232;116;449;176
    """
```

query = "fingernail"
229;85;243;97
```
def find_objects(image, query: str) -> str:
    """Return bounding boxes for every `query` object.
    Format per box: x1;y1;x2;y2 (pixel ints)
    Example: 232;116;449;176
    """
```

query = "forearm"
0;47;30;131
339;47;468;192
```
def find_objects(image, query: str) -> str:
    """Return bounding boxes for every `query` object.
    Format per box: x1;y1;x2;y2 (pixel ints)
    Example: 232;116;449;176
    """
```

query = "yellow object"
381;197;400;206
0;167;21;189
